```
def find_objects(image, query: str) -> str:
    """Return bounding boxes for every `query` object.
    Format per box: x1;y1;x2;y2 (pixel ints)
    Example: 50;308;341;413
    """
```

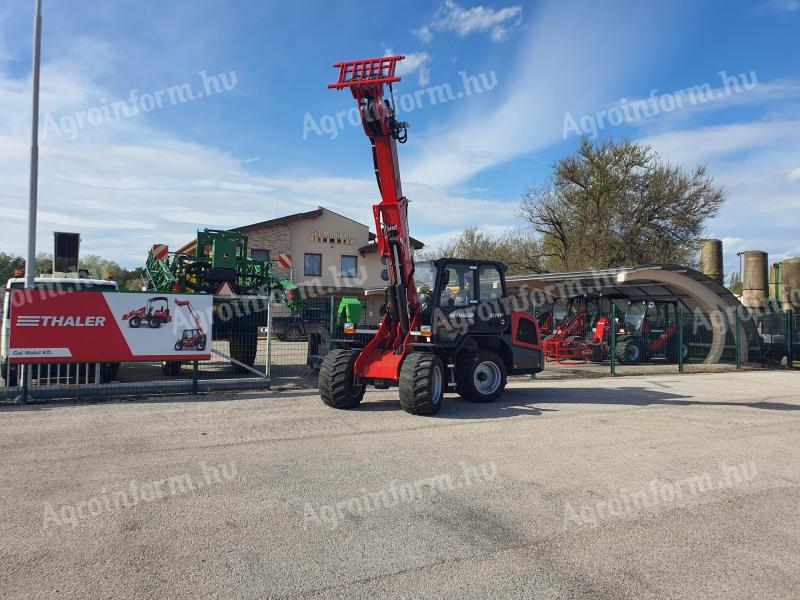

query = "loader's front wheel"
399;353;444;416
616;337;644;365
319;349;365;409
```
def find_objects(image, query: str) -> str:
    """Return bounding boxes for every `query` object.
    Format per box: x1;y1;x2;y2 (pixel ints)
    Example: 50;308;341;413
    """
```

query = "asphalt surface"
1;371;799;599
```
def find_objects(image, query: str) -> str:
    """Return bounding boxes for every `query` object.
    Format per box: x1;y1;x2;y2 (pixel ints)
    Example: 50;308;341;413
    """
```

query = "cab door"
433;262;478;344
432;261;508;343
475;263;508;336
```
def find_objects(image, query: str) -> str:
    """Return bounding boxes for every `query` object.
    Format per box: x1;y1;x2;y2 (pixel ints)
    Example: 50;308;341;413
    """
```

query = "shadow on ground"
423;385;799;420
357;384;799;419
3;381;797;416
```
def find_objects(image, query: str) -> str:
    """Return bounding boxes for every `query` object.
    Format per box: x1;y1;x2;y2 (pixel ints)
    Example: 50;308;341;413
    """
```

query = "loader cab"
146;297;169;318
621;300;679;336
615;300;687;364
415;259;509;343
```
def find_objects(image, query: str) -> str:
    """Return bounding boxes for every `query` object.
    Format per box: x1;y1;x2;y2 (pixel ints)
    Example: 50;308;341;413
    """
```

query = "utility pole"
19;0;42;403
26;0;42;288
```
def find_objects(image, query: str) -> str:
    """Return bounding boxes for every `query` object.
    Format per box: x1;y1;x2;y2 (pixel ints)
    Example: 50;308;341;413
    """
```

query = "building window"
340;255;357;277
304;253;322;276
250;248;269;262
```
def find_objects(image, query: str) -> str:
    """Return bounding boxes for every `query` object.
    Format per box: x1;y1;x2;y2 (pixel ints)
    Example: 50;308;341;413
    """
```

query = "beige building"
177;207;423;322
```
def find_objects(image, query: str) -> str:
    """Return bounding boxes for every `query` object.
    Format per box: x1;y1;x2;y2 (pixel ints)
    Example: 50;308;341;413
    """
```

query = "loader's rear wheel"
149;317;161;328
590;344;606;362
319;349;365;409
456;350;506;402
667;342;688;364
399;353;444;416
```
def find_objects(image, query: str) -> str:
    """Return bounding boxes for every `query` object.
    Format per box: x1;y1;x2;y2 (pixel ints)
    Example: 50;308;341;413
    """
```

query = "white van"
1;277;120;387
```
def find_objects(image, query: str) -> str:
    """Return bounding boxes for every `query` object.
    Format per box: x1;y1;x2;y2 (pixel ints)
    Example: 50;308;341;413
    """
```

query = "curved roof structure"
505;264;756;363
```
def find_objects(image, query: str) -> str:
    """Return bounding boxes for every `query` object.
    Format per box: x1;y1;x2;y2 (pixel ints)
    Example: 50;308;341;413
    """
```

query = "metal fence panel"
4;295;797;403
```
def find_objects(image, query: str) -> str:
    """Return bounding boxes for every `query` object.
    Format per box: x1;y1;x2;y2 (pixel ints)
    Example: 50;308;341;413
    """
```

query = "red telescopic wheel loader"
122;296;172;329
319;56;544;416
173;299;208;352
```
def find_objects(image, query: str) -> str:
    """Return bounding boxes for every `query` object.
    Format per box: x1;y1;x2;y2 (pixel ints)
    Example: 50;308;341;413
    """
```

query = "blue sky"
0;0;798;277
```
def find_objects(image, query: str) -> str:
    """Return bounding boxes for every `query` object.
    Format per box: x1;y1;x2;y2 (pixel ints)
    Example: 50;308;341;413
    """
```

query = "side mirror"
380;269;389;281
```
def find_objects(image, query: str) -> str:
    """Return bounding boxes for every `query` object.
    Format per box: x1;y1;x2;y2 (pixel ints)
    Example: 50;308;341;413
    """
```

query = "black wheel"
319;349;366;409
129;315;141;328
174;340;184;351
667;342;688;363
197;336;207;351
149;317;161;328
616;337;644;365
456;350;507;403
285;326;303;342
399;353;445;416
230;332;258;372
590;344;606;362
162;361;182;376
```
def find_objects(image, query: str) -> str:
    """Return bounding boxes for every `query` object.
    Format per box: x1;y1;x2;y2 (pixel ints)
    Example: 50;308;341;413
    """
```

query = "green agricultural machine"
144;229;303;375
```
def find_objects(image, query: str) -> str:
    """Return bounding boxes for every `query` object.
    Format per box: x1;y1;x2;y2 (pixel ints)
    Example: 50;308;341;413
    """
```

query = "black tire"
149;317;161;328
162;361;182;376
590;344;606;362
667;342;688;364
129;315;141;328
174;340;184;351
616;337;644;365
456;350;507;403
230;332;258;373
319;349;366;409
399;353;445;415
285;326;303;342
197;337;207;351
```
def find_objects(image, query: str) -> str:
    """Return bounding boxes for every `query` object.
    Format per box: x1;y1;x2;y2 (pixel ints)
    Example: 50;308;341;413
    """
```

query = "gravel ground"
1;371;799;599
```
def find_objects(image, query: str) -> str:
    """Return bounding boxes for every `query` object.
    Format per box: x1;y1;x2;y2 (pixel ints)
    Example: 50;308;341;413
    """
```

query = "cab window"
478;265;503;301
516;317;539;345
439;264;475;307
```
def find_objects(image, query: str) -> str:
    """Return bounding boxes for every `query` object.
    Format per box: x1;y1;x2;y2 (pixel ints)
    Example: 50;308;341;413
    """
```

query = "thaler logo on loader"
15;315;107;327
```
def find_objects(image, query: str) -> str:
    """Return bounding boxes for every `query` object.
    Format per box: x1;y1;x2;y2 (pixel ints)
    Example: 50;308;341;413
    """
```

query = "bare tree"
519;138;725;271
416;227;544;275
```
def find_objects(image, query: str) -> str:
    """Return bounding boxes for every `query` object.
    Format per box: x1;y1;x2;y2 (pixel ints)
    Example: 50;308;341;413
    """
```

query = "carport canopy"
505;264;755;363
